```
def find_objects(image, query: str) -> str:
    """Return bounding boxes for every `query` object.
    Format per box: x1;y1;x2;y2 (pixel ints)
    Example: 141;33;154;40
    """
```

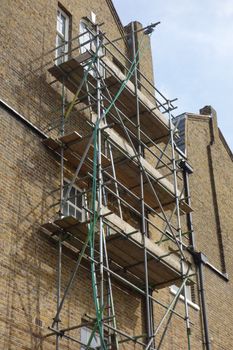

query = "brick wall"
0;106;147;349
0;1;147;348
0;0;128;135
185;110;233;349
0;0;208;349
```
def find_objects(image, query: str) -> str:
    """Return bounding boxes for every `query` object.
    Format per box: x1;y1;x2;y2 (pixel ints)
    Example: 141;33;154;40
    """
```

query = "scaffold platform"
41;210;193;290
48;53;172;144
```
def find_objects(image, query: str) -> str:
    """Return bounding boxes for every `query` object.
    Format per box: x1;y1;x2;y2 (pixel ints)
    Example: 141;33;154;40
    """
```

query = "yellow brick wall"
0;107;147;349
186;112;233;350
1;1;224;350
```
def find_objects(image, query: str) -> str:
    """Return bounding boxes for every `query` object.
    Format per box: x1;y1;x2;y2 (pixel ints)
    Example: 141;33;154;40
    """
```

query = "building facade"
176;106;233;350
0;1;232;350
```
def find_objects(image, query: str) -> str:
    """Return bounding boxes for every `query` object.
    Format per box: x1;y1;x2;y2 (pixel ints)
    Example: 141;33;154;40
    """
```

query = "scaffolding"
39;19;195;349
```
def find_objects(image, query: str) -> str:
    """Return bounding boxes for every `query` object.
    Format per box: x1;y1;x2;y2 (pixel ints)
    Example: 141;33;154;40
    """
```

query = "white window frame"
80;326;101;349
79;19;105;78
79;20;94;54
170;285;200;311
63;180;84;222
56;7;69;65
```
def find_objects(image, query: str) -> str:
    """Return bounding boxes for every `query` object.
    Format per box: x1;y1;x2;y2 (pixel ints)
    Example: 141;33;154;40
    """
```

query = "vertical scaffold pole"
56;77;65;350
131;22;153;347
96;24;104;342
168;101;191;348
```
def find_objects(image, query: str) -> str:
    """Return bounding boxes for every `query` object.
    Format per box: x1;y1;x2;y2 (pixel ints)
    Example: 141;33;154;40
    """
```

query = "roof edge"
184;112;232;162
105;0;128;46
185;112;210;121
218;128;233;162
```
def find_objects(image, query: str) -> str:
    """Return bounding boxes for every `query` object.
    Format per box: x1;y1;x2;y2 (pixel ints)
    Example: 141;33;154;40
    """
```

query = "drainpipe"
194;252;212;350
179;159;195;249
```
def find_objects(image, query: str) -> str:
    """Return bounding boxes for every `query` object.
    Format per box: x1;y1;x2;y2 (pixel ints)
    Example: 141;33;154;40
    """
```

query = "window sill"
170;286;200;311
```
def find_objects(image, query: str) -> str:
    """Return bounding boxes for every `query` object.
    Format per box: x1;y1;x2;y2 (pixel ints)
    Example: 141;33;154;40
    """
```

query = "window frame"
79;19;105;78
63;179;85;222
79;20;94;54
80;326;101;349
56;7;70;65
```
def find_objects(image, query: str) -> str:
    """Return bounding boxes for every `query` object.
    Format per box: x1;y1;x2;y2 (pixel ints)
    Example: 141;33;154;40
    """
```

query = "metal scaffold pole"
96;23;105;343
168;101;192;349
131;21;153;347
55;77;66;350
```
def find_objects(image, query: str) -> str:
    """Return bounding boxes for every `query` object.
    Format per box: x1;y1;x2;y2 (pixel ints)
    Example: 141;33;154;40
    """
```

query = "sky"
113;0;233;150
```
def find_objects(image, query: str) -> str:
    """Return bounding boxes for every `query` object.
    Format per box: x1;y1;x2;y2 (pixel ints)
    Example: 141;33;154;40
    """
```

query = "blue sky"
113;0;233;150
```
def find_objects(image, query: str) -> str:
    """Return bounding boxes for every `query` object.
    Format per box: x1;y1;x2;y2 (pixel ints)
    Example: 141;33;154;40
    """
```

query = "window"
63;180;84;221
80;327;101;349
79;20;94;54
170;284;199;311
79;19;105;78
56;7;69;65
